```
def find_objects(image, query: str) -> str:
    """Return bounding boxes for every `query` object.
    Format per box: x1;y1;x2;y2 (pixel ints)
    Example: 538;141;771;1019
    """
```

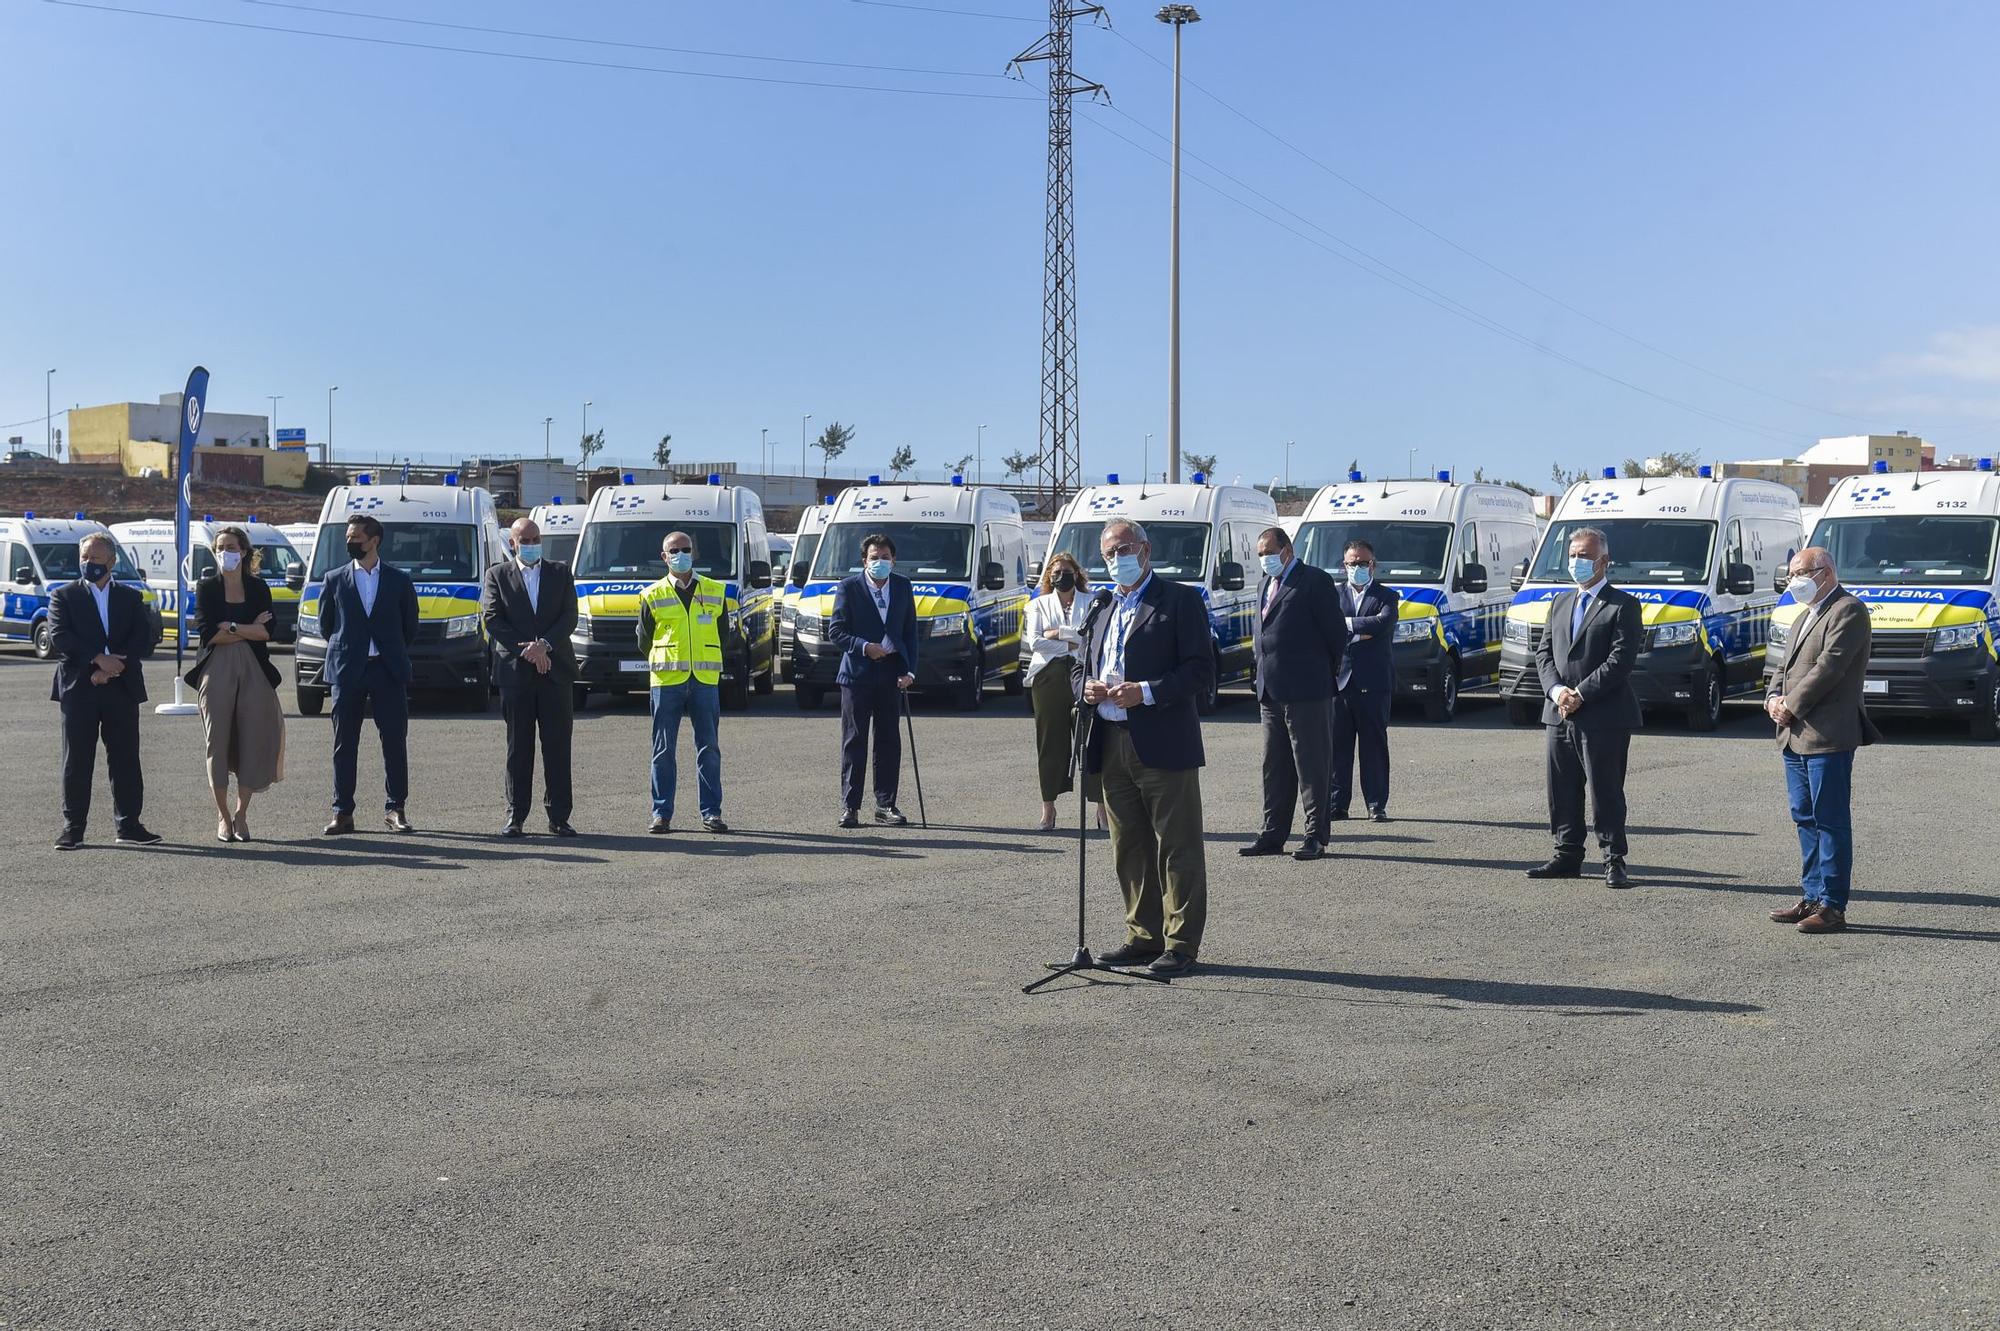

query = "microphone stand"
1024;589;1171;994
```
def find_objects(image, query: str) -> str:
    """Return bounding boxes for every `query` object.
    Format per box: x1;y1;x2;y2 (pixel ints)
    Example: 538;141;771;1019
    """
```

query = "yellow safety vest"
637;574;726;686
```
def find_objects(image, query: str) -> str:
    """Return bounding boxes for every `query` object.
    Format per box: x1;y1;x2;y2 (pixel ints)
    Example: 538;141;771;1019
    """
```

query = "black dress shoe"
1097;940;1164;967
1238;838;1286;857
1525;857;1583;879
1293;837;1327;861
701;816;730;833
500;823;524;839
1605;858;1632;889
384;810;415;834
1368;807;1390;823
323;814;356;836
1147;950;1196;977
1328;808;1351;821
549;822;579;838
54;827;84;851
115;825;163;846
837;808;860;829
649;816;672;834
875;805;909;826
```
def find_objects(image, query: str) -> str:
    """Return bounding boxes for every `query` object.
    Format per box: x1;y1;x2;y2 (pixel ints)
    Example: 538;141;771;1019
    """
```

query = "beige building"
65;393;306;489
1717;433;1933;504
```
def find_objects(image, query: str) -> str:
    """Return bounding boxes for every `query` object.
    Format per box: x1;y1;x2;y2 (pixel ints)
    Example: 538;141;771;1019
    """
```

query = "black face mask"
346;540;369;562
1052;570;1077;592
82;561;109;584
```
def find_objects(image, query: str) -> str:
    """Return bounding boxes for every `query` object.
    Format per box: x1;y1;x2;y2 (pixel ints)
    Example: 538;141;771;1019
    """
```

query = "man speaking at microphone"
1073;518;1214;977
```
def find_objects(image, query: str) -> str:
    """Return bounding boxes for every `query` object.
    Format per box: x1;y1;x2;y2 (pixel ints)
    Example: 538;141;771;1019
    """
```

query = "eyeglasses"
666;546;693;555
1102;541;1141;557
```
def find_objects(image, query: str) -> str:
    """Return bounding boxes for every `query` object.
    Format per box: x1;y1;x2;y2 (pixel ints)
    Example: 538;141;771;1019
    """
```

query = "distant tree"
1474;465;1538;495
653;434;673;470
1185;451;1218;478
813;421;855;469
1621;450;1701;478
578;428;606;471
888;444;916;479
946;452;974;479
1550;461;1592;488
1001;450;1039;481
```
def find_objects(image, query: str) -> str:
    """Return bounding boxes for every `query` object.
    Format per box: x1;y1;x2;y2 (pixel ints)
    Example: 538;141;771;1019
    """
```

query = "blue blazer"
1336;582;1401;694
1070;575;1212;773
828;573;918;687
48;579;156;705
317;561;421;693
1253;559;1347;704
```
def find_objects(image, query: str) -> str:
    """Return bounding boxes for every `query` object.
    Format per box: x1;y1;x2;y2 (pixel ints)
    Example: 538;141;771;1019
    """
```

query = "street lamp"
46;369;55;457
801;414;813;478
1157;4;1200;485
543;416;554;460
268;395;283;448
761;427;769;475
1407;446;1418;478
1143;432;1153;485
977;423;987;484
1285;438;1294;491
327;385;338;464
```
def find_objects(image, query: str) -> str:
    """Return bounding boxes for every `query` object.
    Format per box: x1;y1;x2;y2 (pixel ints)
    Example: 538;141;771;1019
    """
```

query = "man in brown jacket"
1765;547;1880;934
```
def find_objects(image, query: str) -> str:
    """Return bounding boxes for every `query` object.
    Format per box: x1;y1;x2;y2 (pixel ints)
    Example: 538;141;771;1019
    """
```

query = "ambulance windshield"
1815;516;1997;585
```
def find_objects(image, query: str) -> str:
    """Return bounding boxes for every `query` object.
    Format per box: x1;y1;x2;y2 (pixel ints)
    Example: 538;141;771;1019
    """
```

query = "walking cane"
900;687;928;829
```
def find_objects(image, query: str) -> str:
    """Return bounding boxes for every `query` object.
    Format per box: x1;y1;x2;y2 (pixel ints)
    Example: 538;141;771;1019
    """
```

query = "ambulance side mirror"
14;566;35;585
1508;559;1529;592
1027;559;1043;583
979;560;1007;591
789;563;809;588
748;559;772;589
1216;561;1245;592
286;565;307;590
1458;562;1488;594
1724;562;1755;596
1772;569;1788;594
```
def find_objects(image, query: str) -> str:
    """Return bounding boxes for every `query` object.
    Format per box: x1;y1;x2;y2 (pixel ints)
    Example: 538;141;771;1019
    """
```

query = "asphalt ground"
1;647;1994;1331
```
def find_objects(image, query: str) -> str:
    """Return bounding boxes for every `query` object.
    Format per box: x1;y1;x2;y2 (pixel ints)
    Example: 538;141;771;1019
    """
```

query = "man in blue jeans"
635;531;728;835
1765;547;1879;934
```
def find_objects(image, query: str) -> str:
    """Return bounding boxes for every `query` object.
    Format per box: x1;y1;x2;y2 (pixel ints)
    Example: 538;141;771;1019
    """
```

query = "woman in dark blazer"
186;526;286;841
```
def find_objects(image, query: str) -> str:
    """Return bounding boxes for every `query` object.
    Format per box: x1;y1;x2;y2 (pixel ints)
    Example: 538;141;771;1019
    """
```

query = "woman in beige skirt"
186;526;287;842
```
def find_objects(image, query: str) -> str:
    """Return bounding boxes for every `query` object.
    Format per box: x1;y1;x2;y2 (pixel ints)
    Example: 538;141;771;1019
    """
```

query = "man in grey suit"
1530;527;1644;887
1243;526;1346;861
1764;547;1879;934
482;517;580;838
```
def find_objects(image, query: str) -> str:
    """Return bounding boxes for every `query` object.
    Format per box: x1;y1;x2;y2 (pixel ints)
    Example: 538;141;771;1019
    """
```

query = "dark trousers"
839;675;902;811
1546;720;1631;860
1331;686;1391;813
500;675;574;826
59;688;143;832
1259;693;1333;841
331;659;410;814
1031;665;1101;804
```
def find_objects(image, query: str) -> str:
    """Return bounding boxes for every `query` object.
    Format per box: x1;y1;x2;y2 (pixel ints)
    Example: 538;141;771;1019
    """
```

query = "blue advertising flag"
174;366;210;668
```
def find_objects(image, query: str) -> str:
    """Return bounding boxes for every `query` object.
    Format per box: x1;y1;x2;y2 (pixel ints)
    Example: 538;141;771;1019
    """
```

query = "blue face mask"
516;544;542;565
667;551;694;575
1347;564;1372;588
1568;556;1598;584
1258;553;1285;578
866;558;893;581
1108;552;1143;586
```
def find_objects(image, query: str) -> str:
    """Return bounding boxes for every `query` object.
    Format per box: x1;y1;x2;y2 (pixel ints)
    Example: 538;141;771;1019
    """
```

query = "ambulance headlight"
781;602;798;627
1503;617;1533;645
1393;617;1435;643
1767;618;1790;648
445;614;480;639
1933;623;1985;653
795;611;823;638
929;612;968;637
1650;621;1699;649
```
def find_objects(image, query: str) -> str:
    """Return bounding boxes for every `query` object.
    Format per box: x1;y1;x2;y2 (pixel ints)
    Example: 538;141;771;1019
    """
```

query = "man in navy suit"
318;513;421;835
1243;526;1347;860
1331;540;1402;822
828;532;918;827
49;532;162;849
1072;518;1214;977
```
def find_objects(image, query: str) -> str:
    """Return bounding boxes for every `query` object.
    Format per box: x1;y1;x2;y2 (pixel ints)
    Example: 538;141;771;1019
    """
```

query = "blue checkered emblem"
853;496;890;511
346;496;385;511
1086;495;1127;512
1325;493;1366;509
1851;485;1893;503
1580;489;1620;508
609;494;646;511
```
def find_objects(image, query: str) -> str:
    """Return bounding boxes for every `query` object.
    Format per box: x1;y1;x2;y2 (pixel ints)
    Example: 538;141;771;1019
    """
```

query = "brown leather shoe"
1769;898;1816;924
384;809;415;833
1797;906;1847;934
322;813;356;836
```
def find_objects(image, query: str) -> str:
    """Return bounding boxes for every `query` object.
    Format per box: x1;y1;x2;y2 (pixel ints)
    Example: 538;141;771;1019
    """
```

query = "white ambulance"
112;516;308;644
1043;473;1276;711
569;474;778;710
1499;467;1803;730
792;476;1030;710
1295;471;1540;721
292;474;509;714
1769;458;1999;739
279;522;317;553
0;513;158;658
527;497;583;566
779;497;835;682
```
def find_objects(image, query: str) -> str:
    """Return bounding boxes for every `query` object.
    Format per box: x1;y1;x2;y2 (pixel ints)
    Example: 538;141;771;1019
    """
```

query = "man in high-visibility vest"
635;531;729;834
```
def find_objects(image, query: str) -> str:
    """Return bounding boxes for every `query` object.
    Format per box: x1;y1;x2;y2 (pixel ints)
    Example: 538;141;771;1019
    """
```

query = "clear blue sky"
5;0;1998;489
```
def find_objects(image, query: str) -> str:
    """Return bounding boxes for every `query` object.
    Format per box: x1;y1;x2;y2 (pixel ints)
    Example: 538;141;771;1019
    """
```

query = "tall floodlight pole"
977;423;988;484
46;369;55;456
1285;438;1293;491
267;395;282;447
801;414;812;477
1157;4;1199;485
327;385;338;464
543;416;554;460
1012;3;1107;512
1143;432;1152;484
760;427;769;474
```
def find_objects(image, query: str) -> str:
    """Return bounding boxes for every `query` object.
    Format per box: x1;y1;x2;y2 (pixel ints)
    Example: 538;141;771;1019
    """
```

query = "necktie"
1263;576;1279;617
1572;592;1591;638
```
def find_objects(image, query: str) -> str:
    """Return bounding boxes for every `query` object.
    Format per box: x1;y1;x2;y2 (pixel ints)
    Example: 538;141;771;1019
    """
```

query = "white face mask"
217;550;243;573
1788;570;1824;605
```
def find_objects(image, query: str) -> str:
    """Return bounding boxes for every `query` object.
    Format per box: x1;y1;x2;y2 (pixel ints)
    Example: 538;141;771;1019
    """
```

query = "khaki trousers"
1098;722;1207;957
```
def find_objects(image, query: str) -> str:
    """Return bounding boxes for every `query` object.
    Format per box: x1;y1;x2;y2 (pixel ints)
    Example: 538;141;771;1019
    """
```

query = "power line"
848;0;1043;21
43;2;1044;101
242;0;1010;79
1094;23;1874;428
1079;111;1808;449
0;412;60;432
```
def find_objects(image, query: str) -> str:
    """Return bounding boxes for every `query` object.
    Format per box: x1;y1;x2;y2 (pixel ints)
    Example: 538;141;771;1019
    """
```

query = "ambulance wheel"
297;687;326;717
796;683;825;711
1423;654;1460;723
32;619;55;659
1972;669;1999;741
1687;655;1724;732
754;666;775;696
1506;700;1538;727
956;653;984;711
722;677;750;711
1002;664;1024;697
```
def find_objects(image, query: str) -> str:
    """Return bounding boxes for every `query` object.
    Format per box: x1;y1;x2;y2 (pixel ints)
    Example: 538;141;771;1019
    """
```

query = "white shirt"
519;559;541;613
1549;576;1609;702
353;560;382;657
1024;589;1091;683
1095;574;1157;721
86;578;112;636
